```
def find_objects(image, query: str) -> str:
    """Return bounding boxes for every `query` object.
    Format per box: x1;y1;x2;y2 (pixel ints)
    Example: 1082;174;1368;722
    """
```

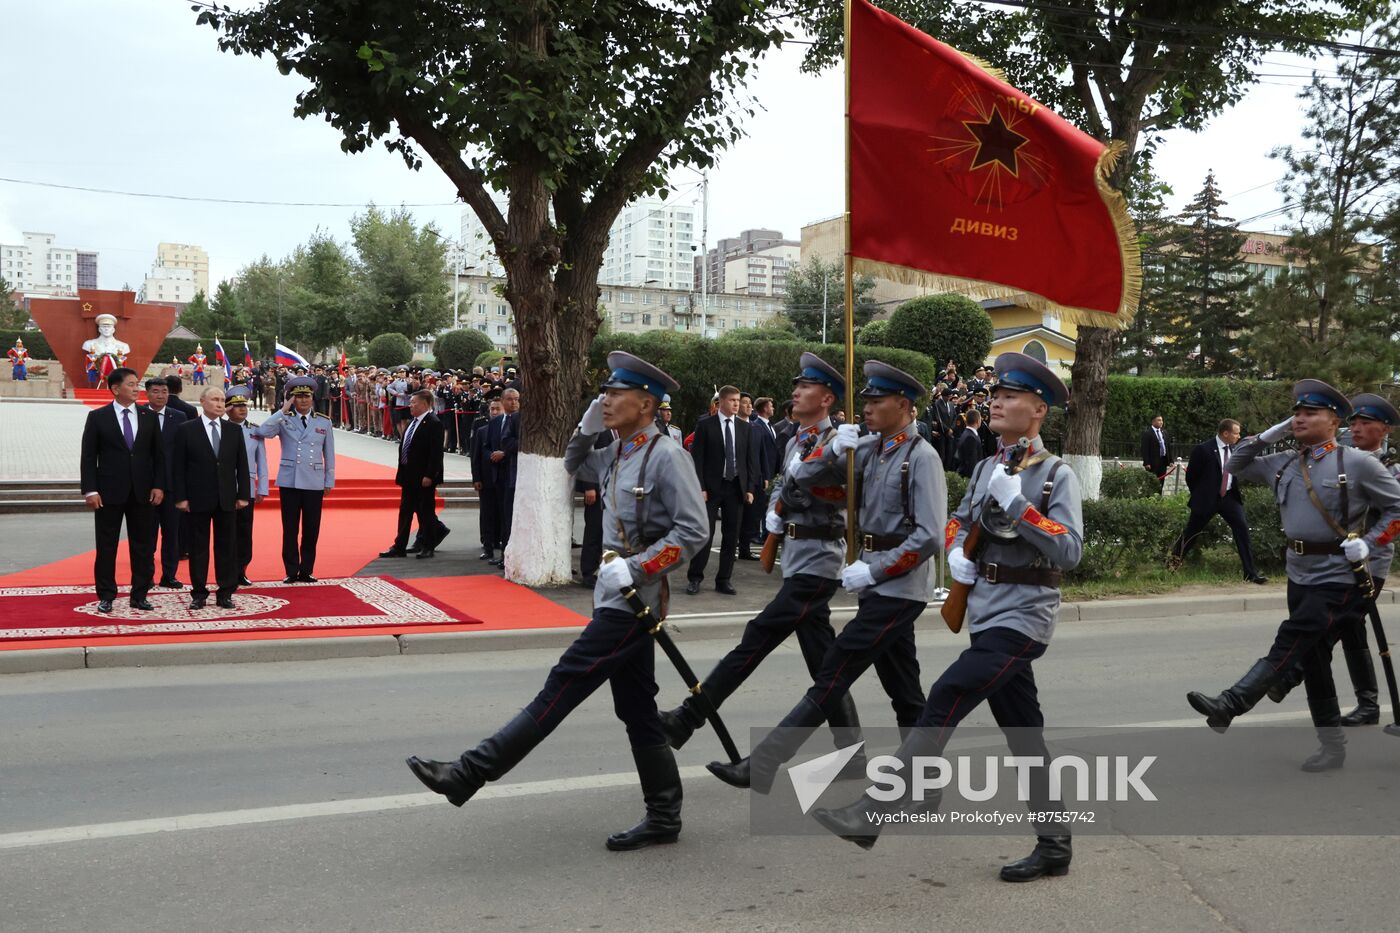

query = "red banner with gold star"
848;0;1139;324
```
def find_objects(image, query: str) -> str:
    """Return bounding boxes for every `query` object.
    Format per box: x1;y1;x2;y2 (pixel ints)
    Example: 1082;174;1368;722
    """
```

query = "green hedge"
368;332;414;368
945;470;968;517
435;328;495;371
1098;464;1162;499
591;333;939;430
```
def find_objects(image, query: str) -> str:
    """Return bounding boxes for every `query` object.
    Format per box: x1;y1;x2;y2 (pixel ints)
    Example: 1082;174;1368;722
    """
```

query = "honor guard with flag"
223;384;268;586
1187;380;1400;770
7;338;29;380
1266;393;1400;726
707;359;943;793
812;352;1084;883
252;375;335;583
407;352;710;850
188;345;208;385
658;352;868;764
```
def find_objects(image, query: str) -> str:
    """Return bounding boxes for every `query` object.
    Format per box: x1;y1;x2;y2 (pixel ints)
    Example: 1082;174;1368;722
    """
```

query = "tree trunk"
1064;325;1115;498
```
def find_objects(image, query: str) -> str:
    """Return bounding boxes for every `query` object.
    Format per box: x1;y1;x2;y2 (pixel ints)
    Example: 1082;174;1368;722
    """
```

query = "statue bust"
82;313;130;362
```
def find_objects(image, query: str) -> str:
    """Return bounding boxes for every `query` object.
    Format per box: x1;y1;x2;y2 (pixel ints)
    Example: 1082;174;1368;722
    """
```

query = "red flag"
849;0;1138;323
338;350;346;377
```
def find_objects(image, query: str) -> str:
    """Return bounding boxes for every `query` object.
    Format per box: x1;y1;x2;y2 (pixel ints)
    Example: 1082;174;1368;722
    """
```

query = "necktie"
301;415;308;428
1156;428;1165;455
209;420;220;452
723;418;736;481
402;418;418;462
1220;446;1231;496
121;408;134;450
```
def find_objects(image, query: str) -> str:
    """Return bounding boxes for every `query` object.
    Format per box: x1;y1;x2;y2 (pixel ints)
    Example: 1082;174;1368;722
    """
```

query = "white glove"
579;393;606;434
765;510;785;535
787;450;806;474
987;464;1022;511
841;560;875;593
598;557;634;591
830;423;861;456
948;547;979;585
1259;417;1294;444
1342;537;1369;563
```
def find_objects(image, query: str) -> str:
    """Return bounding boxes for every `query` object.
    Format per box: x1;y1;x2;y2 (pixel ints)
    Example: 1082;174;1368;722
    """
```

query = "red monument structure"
29;289;176;391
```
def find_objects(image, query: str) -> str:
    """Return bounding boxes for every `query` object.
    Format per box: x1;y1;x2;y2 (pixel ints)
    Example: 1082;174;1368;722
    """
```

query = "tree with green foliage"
199;0;818;584
287;231;359;354
367;332;415;369
348;206;450;342
884;294;993;376
857;318;889;346
1151;172;1256;375
1115;166;1174;375
435;328;495;371
797;0;1378;495
717;321;799;343
783;256;879;343
0;274;27;329
177;291;216;340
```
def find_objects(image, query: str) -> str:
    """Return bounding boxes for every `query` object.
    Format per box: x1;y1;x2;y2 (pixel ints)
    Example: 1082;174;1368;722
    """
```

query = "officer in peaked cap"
811;351;1084;883
658;348;868;763
407;349;709;851
223;385;268;586
658;394;683;444
708;357;943;803
251;374;336;583
1189;378;1400;772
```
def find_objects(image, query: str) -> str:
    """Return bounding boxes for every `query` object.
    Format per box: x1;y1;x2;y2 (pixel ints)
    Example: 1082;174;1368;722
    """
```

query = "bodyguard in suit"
496;387;521;559
253;376;336;583
1169;419;1266;583
1140;414;1170;489
1188;381;1400;771
740;397;780;560
471;395;504;561
379;389;450;560
172;386;250;609
164;374;200;422
685;384;756;595
141;377;188;588
81;368;166;613
573;428;614;587
224;384;268;586
954;409;985;478
407;352;709;850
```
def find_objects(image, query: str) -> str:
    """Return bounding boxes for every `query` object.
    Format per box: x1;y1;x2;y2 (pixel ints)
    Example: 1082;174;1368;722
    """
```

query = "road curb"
4;586;1395;675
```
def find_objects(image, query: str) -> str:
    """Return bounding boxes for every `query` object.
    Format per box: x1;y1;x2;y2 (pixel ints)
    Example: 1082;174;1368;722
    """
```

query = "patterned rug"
0;576;481;641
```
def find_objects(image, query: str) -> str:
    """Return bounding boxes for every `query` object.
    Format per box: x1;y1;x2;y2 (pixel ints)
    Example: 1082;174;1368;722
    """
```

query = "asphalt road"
3;607;1399;932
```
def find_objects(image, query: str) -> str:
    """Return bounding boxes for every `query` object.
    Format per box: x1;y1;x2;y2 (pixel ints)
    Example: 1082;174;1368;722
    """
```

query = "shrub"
857;319;890;346
884;294;993;377
435;328;494;371
367;332;414;368
1099;464;1162;499
945;470;968;516
475;349;505;371
1;329;52;360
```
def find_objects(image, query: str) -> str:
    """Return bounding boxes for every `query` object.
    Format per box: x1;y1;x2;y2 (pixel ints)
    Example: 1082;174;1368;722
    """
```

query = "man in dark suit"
573;429;614;587
471;395;504;562
141;377;188;588
490;387;521;566
379;390;449;559
954;409;984;478
172;386;251;609
1169;418;1266;583
686;384;755;595
740;396;779;560
1140;414;1170;490
80;368;166;613
164;374;199;421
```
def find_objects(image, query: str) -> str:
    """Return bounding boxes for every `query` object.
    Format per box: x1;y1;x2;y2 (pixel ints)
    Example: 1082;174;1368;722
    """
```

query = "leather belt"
978;561;1063;587
1288;538;1343;556
861;532;908;552
785;523;845;542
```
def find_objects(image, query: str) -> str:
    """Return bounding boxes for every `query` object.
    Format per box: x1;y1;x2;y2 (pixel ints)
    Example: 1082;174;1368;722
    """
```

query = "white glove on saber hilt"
579;393;607;434
1342;536;1369;563
598;552;634;590
841;560;875;593
1259;416;1294;445
948;547;979;585
765;510;784;535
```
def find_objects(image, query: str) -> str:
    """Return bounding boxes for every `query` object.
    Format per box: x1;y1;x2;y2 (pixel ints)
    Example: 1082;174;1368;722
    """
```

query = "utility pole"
451;242;462;330
821;264;829;344
699;171;709;337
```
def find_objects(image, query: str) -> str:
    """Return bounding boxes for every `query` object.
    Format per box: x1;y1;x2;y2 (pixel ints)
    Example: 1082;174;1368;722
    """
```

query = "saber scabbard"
1362;596;1400;737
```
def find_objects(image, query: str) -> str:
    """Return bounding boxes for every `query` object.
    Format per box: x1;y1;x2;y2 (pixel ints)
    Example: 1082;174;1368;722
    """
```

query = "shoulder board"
313;412;330;419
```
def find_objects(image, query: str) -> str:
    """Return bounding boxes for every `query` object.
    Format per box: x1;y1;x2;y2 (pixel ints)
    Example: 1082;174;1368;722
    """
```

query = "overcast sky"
0;0;1333;294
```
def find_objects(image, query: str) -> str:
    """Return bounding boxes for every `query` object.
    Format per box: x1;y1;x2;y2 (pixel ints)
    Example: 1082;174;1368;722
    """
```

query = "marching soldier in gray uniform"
252;375;336;583
812;351;1084;883
1267;392;1400;724
658;353;866;760
1188;380;1400;771
407;352;709;851
708;359;942;792
224;384;269;586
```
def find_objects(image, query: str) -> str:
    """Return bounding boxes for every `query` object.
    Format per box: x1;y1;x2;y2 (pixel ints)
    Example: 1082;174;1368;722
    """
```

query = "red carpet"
0;576;479;643
406;576;590;631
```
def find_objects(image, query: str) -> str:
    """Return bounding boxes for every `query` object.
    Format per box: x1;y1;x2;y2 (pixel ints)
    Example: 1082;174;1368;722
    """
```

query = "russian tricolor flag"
275;341;309;368
243;337;254;369
213;336;232;382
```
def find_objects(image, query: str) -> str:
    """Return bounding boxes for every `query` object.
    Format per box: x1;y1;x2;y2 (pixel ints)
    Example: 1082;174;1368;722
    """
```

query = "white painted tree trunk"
1063;453;1102;501
503;453;575;586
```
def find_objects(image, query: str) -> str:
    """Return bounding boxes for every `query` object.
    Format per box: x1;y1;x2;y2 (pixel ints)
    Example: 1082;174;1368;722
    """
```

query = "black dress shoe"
298;574;318;583
434;525;452;546
737;551;758;561
282;576;298;584
188;597;207;610
97;599;114;613
216;596;237;610
715;581;737;596
1247;574;1269;585
1000;835;1072;882
416;547;436;559
379;548;408;558
478;550;495;561
129;598;154;611
577;575;597;588
406;545;421;554
706;757;751;788
685;580;702;595
159;578;185;589
239;575;252;587
406;756;474;807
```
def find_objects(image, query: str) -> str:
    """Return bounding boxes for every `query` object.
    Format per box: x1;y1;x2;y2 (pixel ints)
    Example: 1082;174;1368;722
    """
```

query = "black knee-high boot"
707;696;826;793
1339;646;1380;726
810;727;944;851
1187;658;1276;732
406;711;543;806
606;744;683;851
1301;695;1347;772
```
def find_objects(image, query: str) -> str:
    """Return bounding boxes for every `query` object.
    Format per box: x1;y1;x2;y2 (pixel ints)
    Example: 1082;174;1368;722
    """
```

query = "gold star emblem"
82;302;92;312
964;108;1028;176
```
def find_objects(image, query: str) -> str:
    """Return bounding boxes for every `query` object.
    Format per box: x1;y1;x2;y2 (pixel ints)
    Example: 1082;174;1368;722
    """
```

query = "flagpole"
843;0;858;563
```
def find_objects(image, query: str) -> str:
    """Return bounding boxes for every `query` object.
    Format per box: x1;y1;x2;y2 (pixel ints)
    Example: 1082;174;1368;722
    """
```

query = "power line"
0;175;461;208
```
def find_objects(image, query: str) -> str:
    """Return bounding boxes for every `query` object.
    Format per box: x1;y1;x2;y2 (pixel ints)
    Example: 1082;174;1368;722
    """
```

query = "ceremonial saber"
601;551;742;763
1363;598;1400;737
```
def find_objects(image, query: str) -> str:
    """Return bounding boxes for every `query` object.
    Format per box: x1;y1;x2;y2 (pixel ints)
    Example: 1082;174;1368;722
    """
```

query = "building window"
478;282;488;294
477;323;488;332
642;313;652;325
478;303;486;315
497;325;507;336
497;304;507;316
621;292;634;304
1022;339;1047;363
621;313;635;324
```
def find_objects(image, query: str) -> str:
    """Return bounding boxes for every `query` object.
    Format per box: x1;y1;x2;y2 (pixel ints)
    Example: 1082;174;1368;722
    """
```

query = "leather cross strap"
1299;446;1353;539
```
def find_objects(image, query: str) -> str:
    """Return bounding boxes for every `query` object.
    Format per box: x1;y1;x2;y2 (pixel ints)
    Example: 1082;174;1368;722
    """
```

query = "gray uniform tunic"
239;421;270;498
948;437;1083;644
1357;445;1400;580
252;410;336;490
766;419;844;580
801;421;946;601
1230;436;1400;586
565;421;709;617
